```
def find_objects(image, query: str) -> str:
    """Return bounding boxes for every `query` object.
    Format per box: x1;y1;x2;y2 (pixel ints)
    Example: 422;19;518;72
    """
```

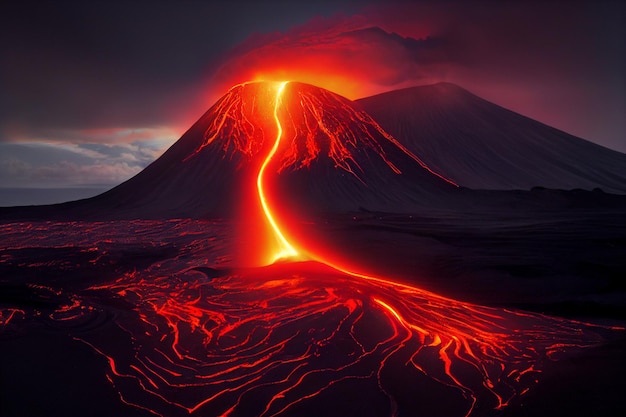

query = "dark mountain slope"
357;83;626;193
0;82;458;220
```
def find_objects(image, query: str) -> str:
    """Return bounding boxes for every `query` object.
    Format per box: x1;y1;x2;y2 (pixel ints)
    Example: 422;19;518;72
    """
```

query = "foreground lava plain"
0;218;624;417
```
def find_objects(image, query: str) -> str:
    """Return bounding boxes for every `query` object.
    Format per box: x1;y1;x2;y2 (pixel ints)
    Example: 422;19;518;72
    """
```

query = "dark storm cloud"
370;0;626;151
1;1;214;131
0;0;366;134
336;27;451;85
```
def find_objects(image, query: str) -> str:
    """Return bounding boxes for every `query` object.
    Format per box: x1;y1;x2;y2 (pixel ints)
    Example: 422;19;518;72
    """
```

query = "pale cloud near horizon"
1;158;141;187
1;125;180;146
0;135;174;188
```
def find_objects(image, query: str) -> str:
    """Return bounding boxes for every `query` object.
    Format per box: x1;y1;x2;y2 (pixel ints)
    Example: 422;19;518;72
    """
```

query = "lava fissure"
256;81;300;263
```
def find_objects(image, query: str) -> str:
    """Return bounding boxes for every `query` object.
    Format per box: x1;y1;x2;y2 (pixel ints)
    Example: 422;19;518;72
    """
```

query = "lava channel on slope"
184;80;459;266
2;81;622;417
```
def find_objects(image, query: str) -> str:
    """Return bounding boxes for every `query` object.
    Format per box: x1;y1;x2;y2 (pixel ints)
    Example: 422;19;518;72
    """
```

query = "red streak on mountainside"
184;80;456;265
257;81;300;263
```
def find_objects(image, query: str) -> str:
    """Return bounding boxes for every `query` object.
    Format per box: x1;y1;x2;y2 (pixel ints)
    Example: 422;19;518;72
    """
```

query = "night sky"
1;0;624;201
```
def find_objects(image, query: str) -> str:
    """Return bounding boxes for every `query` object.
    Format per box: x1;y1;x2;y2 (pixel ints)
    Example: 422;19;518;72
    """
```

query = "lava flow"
1;81;622;417
184;80;457;264
256;81;300;263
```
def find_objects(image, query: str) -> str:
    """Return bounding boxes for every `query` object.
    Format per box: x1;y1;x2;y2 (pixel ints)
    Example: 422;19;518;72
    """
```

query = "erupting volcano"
1;81;625;417
181;80;458;263
13;81;459;223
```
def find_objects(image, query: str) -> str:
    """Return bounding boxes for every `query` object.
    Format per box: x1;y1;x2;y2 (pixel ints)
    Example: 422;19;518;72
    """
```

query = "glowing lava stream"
258;80;378;271
257;81;300;263
258;82;446;285
258;81;384;281
258;81;472;344
257;81;422;285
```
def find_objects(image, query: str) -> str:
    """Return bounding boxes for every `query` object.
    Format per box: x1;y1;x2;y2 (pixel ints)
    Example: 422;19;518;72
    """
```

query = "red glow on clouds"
205;17;446;104
212;53;376;102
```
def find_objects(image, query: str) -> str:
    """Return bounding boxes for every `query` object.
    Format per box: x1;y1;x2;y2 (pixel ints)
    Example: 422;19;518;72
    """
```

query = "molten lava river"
0;82;622;417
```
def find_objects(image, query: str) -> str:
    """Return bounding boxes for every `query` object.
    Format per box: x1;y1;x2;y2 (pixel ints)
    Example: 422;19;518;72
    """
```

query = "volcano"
357;83;626;193
4;81;626;222
3;82;457;221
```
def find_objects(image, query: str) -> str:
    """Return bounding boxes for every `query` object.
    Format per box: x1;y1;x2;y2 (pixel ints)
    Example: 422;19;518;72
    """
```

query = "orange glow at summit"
186;79;457;267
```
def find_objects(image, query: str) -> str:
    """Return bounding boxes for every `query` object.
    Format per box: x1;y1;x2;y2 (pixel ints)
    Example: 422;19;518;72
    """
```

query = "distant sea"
0;187;111;207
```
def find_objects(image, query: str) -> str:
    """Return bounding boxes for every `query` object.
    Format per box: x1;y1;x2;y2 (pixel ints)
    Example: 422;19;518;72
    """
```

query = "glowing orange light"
256;81;300;263
373;297;429;336
185;80;457;266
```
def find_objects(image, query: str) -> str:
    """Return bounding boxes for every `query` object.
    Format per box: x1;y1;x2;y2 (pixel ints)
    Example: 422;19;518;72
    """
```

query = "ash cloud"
210;20;455;99
211;1;625;152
